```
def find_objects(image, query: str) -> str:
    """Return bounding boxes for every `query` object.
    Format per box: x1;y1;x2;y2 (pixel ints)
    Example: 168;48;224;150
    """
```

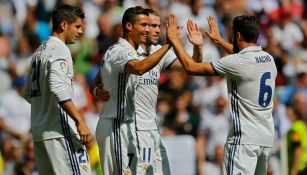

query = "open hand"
186;19;203;46
166;14;182;44
205;16;222;45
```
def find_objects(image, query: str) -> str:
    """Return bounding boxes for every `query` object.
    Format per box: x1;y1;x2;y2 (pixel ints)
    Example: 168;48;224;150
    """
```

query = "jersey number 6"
258;72;272;107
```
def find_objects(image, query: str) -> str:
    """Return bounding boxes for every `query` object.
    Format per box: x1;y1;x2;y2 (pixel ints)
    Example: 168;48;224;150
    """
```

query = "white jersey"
131;44;177;130
23;36;78;141
211;46;277;146
99;38;137;121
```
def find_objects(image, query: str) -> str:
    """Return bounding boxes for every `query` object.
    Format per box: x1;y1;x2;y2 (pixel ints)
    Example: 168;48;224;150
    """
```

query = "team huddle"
24;4;276;175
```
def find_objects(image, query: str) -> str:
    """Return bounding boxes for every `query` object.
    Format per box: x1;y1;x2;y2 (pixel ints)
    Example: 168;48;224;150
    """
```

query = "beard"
233;36;240;53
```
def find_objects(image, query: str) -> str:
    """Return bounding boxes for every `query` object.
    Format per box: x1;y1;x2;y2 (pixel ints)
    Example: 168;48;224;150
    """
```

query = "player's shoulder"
108;41;135;55
43;39;70;60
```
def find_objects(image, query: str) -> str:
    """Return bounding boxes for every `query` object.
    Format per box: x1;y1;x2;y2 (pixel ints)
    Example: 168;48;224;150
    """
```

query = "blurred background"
0;0;306;175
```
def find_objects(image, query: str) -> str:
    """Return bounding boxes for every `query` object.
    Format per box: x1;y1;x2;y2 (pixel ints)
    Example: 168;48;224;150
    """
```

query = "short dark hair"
232;15;259;43
122;6;149;36
52;4;84;32
146;8;159;17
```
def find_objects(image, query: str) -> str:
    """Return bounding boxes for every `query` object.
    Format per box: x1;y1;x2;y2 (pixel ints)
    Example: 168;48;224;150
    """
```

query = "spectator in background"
196;96;229;175
163;94;201;138
287;92;307;175
12;33;40;77
280;72;307;106
203;145;224;175
0;34;14;95
271;8;303;55
23;6;51;43
0;76;30;140
192;76;227;117
94;13;115;60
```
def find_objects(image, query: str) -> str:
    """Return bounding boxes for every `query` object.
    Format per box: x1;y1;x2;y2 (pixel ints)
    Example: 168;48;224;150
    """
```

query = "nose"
79;28;83;35
145;25;149;33
157;27;161;34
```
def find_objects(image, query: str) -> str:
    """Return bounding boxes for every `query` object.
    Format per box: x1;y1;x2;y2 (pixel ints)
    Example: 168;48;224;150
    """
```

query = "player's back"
228;46;277;146
212;46;277;146
24;37;76;141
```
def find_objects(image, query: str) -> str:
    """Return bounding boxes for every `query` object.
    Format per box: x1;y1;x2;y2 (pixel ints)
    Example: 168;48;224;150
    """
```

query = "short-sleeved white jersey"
130;44;177;130
211;46;277;146
23;36;78;141
99;38;138;121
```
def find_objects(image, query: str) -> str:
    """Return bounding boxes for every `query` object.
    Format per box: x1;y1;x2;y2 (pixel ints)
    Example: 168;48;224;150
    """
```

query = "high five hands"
166;14;204;46
166;14;181;44
166;14;222;44
187;19;203;47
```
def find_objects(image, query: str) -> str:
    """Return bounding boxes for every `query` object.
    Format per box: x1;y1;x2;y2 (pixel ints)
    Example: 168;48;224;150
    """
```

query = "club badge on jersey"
127;51;137;59
59;61;68;75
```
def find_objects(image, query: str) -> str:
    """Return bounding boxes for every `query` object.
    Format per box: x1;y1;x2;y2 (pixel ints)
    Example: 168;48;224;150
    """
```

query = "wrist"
93;86;99;97
195;43;203;49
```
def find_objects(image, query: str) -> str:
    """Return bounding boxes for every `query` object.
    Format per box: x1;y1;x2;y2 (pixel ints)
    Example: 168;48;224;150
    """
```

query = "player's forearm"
217;38;233;54
59;100;85;126
170;38;197;74
127;44;170;75
192;44;203;63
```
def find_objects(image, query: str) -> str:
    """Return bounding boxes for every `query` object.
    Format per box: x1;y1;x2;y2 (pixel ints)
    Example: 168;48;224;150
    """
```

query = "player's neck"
52;32;66;44
239;41;257;50
124;36;138;49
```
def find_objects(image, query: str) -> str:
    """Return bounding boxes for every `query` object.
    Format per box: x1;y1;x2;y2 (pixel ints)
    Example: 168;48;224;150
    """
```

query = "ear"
236;31;243;41
60;21;68;31
125;22;133;32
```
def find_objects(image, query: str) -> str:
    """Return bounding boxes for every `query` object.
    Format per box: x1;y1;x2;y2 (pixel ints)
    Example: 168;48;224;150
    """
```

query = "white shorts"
96;118;138;175
33;136;91;175
223;143;272;175
135;129;170;175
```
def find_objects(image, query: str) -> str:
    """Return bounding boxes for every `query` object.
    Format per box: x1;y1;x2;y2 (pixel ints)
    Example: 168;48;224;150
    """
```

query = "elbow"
134;69;146;76
132;64;147;75
183;63;195;75
185;69;194;75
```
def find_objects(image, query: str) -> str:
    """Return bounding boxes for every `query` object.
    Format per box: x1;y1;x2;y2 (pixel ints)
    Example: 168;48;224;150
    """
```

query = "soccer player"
91;8;203;174
89;6;172;175
130;9;203;175
23;4;92;175
166;14;277;175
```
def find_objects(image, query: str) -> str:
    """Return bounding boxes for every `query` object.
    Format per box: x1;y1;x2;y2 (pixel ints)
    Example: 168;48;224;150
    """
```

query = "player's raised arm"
166;14;216;76
205;16;233;54
186;19;203;62
125;44;171;75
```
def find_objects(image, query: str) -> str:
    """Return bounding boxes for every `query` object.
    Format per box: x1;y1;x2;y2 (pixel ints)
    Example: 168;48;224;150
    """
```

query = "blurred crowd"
0;0;307;175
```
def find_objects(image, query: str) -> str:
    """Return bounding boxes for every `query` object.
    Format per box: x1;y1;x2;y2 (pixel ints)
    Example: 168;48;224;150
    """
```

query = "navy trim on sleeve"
210;62;219;75
58;98;72;105
166;58;178;70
